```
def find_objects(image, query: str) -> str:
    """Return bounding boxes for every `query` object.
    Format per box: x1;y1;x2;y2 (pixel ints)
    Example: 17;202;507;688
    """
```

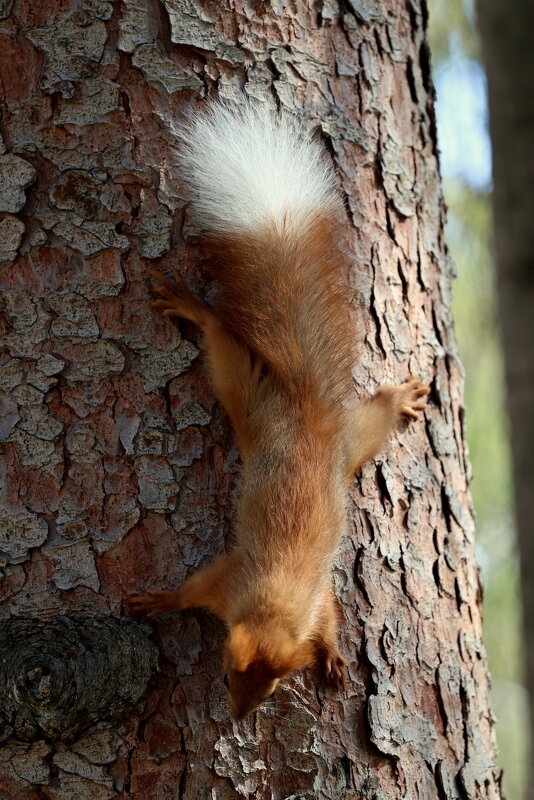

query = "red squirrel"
130;101;429;721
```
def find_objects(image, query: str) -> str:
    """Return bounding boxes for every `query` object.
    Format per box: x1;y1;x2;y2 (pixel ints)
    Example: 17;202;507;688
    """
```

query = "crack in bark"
375;463;393;513
353;546;373;609
368;245;387;357
405;55;418;103
434;760;451;800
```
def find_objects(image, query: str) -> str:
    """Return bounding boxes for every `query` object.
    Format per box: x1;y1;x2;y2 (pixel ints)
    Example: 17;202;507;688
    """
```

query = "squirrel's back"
133;101;430;721
181;101;356;420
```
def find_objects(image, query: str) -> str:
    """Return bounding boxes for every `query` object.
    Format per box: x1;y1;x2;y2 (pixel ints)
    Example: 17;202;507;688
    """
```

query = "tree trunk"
0;1;502;798
476;3;534;795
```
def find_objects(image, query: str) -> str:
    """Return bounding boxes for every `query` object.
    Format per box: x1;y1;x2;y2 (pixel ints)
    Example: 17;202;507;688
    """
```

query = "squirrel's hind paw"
149;270;215;328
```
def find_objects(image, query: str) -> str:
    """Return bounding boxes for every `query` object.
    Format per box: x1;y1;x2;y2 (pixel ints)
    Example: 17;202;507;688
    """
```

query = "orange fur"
130;212;429;720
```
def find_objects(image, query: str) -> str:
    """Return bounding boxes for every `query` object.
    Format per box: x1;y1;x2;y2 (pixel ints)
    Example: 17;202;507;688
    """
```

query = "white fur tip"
180;100;339;234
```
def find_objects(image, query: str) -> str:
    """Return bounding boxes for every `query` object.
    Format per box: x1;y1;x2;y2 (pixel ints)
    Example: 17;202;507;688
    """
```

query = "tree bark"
476;3;534;795
0;0;502;798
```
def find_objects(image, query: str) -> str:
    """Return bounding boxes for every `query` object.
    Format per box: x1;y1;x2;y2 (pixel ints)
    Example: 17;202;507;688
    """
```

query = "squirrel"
130;101;429;721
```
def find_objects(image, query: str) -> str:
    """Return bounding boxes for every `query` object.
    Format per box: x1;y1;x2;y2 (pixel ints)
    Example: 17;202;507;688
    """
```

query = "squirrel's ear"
229;623;256;672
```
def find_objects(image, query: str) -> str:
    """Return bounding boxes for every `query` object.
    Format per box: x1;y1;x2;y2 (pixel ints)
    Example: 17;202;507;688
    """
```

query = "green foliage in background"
429;0;480;62
445;177;528;796
428;1;530;797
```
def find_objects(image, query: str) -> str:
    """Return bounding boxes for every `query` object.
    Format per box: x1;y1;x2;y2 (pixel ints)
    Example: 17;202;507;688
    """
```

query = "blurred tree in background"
476;1;534;797
428;1;531;797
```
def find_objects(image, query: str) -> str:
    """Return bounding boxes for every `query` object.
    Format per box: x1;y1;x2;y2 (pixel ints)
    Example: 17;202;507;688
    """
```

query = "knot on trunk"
0;614;158;743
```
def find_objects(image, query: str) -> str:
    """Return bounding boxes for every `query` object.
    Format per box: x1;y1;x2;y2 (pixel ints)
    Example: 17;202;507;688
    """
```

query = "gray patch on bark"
0;215;25;261
0;0;14;19
53;79;120;126
172;400;211;431
50;292;100;342
50;217;130;256
134;206;173;257
118;0;157;53
27;14;108;96
345;0;383;24
44;540;100;591
0;509;48;563
136;455;178;512
64;340;125;383
136;341;199;392
49;170;106;219
132;42;204;93
0;154;36;213
162;0;245;64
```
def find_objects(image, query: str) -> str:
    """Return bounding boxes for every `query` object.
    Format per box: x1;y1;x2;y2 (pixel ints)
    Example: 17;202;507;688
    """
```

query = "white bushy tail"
180;100;340;234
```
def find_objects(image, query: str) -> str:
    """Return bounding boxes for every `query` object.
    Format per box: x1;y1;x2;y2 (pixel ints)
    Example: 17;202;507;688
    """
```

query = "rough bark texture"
476;3;534;796
0;1;502;798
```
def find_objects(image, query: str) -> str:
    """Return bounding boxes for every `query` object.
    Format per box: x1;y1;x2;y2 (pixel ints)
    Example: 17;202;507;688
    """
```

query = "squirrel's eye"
223;674;229;688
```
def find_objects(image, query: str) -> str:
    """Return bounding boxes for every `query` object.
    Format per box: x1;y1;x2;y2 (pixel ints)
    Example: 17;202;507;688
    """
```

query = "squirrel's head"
222;622;314;720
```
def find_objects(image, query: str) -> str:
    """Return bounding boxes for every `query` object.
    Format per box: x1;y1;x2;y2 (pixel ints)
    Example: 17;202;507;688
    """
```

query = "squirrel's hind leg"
150;271;260;456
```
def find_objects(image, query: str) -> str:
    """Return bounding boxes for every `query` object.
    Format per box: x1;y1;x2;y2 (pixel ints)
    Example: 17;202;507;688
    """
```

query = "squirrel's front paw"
320;651;346;690
395;375;430;420
128;589;183;618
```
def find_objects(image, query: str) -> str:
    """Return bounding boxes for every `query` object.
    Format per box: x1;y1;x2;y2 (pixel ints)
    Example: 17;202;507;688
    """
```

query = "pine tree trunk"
476;3;534;796
0;1;502;798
